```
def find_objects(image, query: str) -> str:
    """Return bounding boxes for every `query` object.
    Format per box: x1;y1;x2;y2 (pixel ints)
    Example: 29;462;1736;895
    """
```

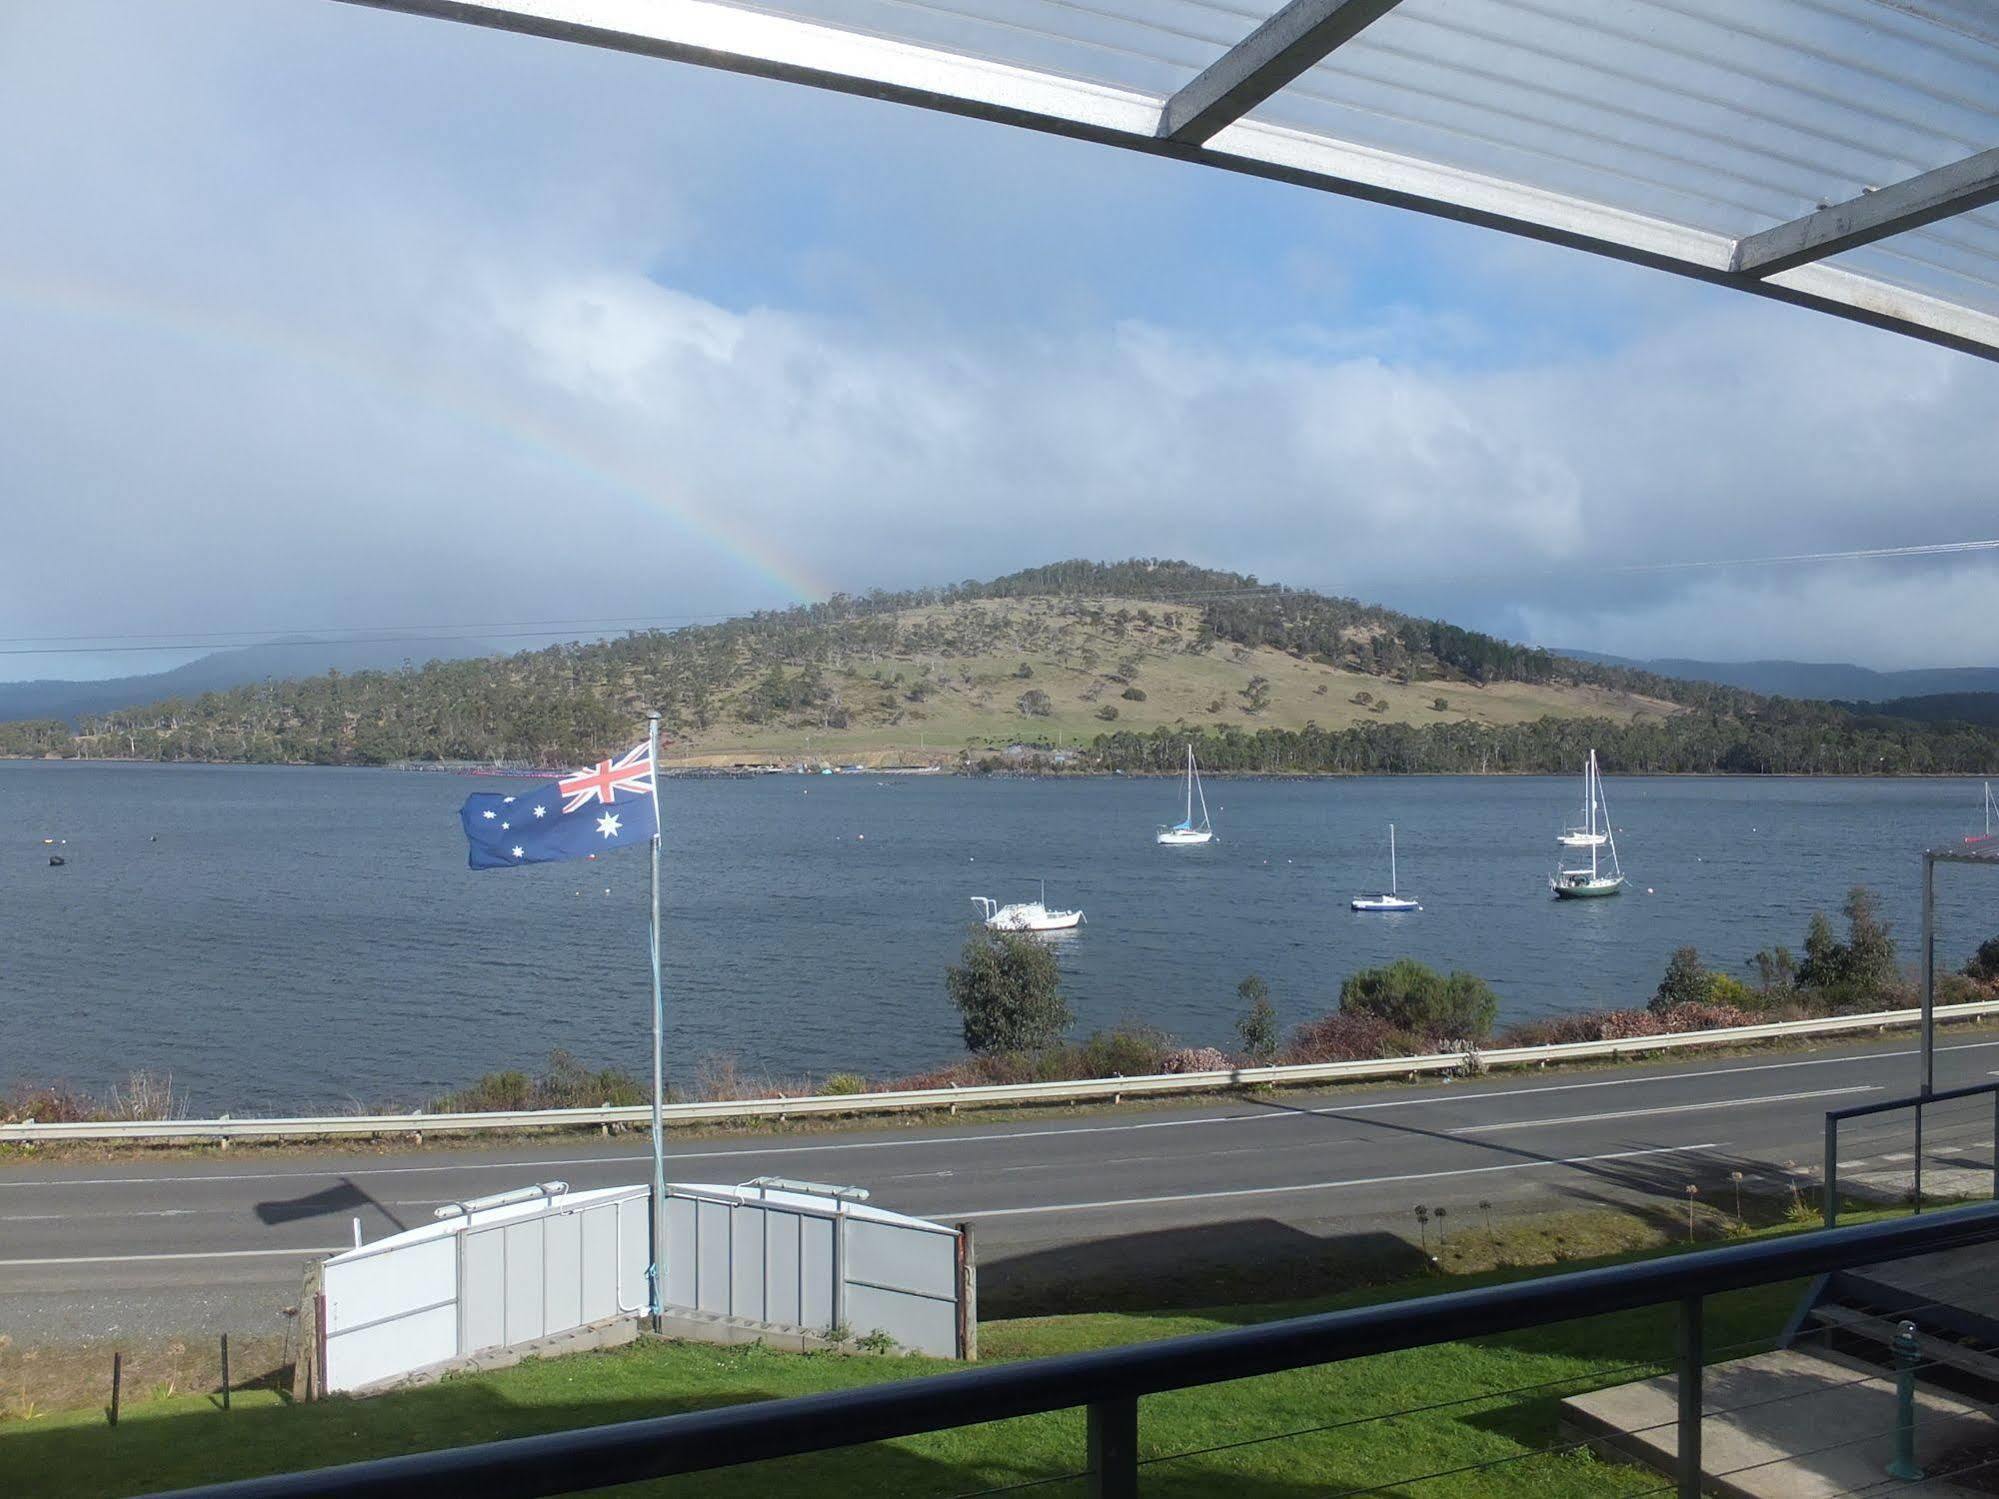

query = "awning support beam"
1732;147;1999;279
1158;0;1405;146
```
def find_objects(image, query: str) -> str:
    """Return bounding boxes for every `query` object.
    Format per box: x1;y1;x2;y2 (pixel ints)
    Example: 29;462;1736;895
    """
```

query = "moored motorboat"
971;882;1085;932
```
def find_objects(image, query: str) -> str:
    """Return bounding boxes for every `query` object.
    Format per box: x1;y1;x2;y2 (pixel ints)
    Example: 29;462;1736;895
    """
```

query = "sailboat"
1351;823;1419;912
1550;750;1625;899
970;880;1085;933
1969;781;1997;847
1156;743;1216;845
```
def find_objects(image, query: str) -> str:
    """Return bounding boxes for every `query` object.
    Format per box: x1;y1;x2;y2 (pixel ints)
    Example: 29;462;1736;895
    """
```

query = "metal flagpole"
647;711;666;1327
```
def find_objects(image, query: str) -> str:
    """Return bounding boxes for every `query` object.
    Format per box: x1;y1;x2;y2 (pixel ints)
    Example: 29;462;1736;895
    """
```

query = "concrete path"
1562;1347;1995;1496
3;1031;1995;1348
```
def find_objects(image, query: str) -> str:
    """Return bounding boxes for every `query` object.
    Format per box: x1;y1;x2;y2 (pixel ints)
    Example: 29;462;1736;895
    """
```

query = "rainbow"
0;264;836;607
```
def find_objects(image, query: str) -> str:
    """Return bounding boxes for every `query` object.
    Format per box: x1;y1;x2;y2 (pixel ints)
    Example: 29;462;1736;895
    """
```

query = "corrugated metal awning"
339;0;1999;359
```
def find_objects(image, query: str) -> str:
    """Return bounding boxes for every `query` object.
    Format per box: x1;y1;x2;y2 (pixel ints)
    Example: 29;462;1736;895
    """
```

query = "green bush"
1705;973;1758;1009
1121;686;1147;702
947;929;1071;1054
1966;935;1999;984
1073;1023;1174;1078
1338;958;1497;1042
822;1073;868;1095
1235;974;1279;1064
1652;946;1711;1013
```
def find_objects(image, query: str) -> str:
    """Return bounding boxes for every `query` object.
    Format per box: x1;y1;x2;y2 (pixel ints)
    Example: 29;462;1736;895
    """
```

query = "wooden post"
109;1351;122;1427
220;1333;231;1410
955;1222;978;1362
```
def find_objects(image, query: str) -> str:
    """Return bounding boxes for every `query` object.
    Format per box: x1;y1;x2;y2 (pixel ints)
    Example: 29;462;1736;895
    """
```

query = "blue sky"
2;0;1996;682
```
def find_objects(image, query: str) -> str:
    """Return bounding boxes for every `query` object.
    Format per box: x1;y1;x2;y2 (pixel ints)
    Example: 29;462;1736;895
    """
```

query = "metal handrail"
147;1203;1999;1499
1824;1079;1999;1227
11;997;1999;1145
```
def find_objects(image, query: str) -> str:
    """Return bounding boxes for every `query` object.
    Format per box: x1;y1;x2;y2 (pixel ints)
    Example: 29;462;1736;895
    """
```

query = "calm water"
3;763;1994;1111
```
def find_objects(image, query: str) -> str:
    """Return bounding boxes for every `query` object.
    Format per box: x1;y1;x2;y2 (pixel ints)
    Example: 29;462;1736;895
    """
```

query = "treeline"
5;556;1999;772
1088;711;1999;776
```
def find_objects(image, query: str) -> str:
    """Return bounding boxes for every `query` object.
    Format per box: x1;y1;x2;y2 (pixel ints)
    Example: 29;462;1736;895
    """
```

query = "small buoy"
1647;887;1656;894
49;855;65;867
857;833;865;840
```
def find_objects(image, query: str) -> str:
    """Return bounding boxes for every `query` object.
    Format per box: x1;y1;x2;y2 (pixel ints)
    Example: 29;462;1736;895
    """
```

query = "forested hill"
2;558;1996;775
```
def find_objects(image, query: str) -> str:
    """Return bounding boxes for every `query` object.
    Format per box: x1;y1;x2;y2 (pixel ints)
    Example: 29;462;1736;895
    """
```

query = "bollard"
1887;1320;1924;1481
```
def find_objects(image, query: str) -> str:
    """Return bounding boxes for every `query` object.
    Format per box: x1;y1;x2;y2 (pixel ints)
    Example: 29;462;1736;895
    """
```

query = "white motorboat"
1156;743;1215;845
971;883;1085;932
1551;749;1626;899
1351;823;1420;912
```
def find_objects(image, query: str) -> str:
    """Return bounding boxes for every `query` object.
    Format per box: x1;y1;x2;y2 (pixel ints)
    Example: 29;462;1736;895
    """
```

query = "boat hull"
986;912;1085;932
1351;896;1419;912
1155;829;1214;845
1551;876;1624;899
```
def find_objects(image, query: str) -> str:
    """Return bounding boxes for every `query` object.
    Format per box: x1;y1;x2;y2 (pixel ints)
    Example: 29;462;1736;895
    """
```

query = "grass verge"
1;1222;1845;1499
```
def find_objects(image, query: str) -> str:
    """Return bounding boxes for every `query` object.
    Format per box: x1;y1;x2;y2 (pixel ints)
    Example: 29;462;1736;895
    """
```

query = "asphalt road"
4;1032;1996;1346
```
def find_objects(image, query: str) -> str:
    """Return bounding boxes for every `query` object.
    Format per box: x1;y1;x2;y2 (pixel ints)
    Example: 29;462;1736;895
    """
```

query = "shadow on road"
254;1177;406;1232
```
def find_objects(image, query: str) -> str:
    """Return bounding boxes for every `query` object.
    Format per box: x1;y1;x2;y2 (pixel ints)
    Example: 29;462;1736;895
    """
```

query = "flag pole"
646;710;665;1328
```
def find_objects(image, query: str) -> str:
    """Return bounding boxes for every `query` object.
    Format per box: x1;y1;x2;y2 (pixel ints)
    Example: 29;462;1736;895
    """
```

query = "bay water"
2;762;1993;1112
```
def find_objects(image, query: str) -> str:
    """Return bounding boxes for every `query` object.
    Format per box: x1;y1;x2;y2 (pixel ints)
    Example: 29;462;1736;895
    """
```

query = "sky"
3;1;1997;683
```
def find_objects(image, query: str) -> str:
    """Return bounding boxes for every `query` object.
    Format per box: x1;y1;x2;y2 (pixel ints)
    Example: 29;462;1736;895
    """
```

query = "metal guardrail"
1825;1079;1999;1227
147;1202;1999;1499
11;998;1999;1145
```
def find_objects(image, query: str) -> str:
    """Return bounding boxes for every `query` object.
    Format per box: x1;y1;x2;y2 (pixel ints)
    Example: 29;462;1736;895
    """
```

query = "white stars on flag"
482;809;497;820
532;804;547;818
511;846;525;859
502;796;516;803
596;812;622;840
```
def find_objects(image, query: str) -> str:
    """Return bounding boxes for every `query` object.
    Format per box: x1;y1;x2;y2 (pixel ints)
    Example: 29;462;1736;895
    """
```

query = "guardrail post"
1825;1114;1839;1229
1087;1398;1138;1499
1676;1295;1703;1499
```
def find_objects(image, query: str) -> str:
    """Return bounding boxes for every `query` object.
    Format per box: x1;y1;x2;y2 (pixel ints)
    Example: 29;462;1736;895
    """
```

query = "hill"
3;560;1996;775
0;636;501;724
1555;650;1999;702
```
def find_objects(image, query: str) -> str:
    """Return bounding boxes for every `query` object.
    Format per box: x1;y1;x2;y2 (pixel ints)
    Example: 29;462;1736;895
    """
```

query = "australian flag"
459;740;658;870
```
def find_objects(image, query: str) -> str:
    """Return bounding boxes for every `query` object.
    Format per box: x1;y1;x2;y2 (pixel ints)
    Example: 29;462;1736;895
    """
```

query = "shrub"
1966;936;1999;984
1235;974;1279;1064
1339;958;1498;1042
1016;689;1053;718
1705;972;1759;1009
1432;696;1449;712
1096;705;1119;721
822;1073;868;1095
1286;1011;1418;1063
1013;662;1034;679
1073;1023;1173;1078
1121;686;1147;702
1652;946;1710;1013
1162;1046;1232;1074
946;928;1070;1054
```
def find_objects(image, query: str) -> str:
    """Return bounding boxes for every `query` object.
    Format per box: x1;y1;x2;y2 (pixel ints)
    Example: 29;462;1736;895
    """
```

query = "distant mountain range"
1555;650;1999;703
0;637;500;725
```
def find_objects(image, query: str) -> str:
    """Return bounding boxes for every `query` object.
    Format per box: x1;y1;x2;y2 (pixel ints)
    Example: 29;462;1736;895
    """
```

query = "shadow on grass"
983;1219;1429;1318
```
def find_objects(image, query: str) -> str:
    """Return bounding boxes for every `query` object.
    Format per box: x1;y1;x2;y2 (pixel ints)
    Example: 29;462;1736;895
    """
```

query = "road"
4;1032;1996;1346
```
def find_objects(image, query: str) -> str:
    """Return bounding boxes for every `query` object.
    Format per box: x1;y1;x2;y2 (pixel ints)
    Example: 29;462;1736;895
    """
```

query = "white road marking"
942;1143;1722;1220
10;1039;1996;1193
0;1246;343;1268
1447;1086;1879;1135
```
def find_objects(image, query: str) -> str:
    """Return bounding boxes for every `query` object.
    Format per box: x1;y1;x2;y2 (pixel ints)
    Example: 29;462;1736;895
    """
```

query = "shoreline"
2;755;1992;781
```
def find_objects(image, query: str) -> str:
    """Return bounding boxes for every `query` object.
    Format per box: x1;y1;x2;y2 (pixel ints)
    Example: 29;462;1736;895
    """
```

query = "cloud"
2;0;1996;681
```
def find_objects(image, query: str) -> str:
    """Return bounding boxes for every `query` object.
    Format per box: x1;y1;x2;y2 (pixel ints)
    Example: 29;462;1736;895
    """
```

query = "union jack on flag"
558;742;656;813
457;737;659;870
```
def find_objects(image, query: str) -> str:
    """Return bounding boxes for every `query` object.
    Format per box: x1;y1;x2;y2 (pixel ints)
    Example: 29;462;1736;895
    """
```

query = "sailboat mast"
1389;823;1398;896
1587;753;1599;880
1186;744;1194;825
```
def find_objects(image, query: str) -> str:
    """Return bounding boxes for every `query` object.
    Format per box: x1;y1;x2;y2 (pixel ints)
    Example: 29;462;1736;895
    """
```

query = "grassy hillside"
2;559;1994;774
654;596;1676;767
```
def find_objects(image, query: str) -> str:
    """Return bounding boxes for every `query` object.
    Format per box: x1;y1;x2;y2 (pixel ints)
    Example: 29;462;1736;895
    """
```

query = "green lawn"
5;1247;1805;1499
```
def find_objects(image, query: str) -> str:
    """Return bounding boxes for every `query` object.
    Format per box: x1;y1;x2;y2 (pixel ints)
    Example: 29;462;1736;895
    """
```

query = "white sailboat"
1550;750;1625;899
1156;743;1215;845
971;881;1085;933
1351;823;1420;912
1969;781;1997;847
